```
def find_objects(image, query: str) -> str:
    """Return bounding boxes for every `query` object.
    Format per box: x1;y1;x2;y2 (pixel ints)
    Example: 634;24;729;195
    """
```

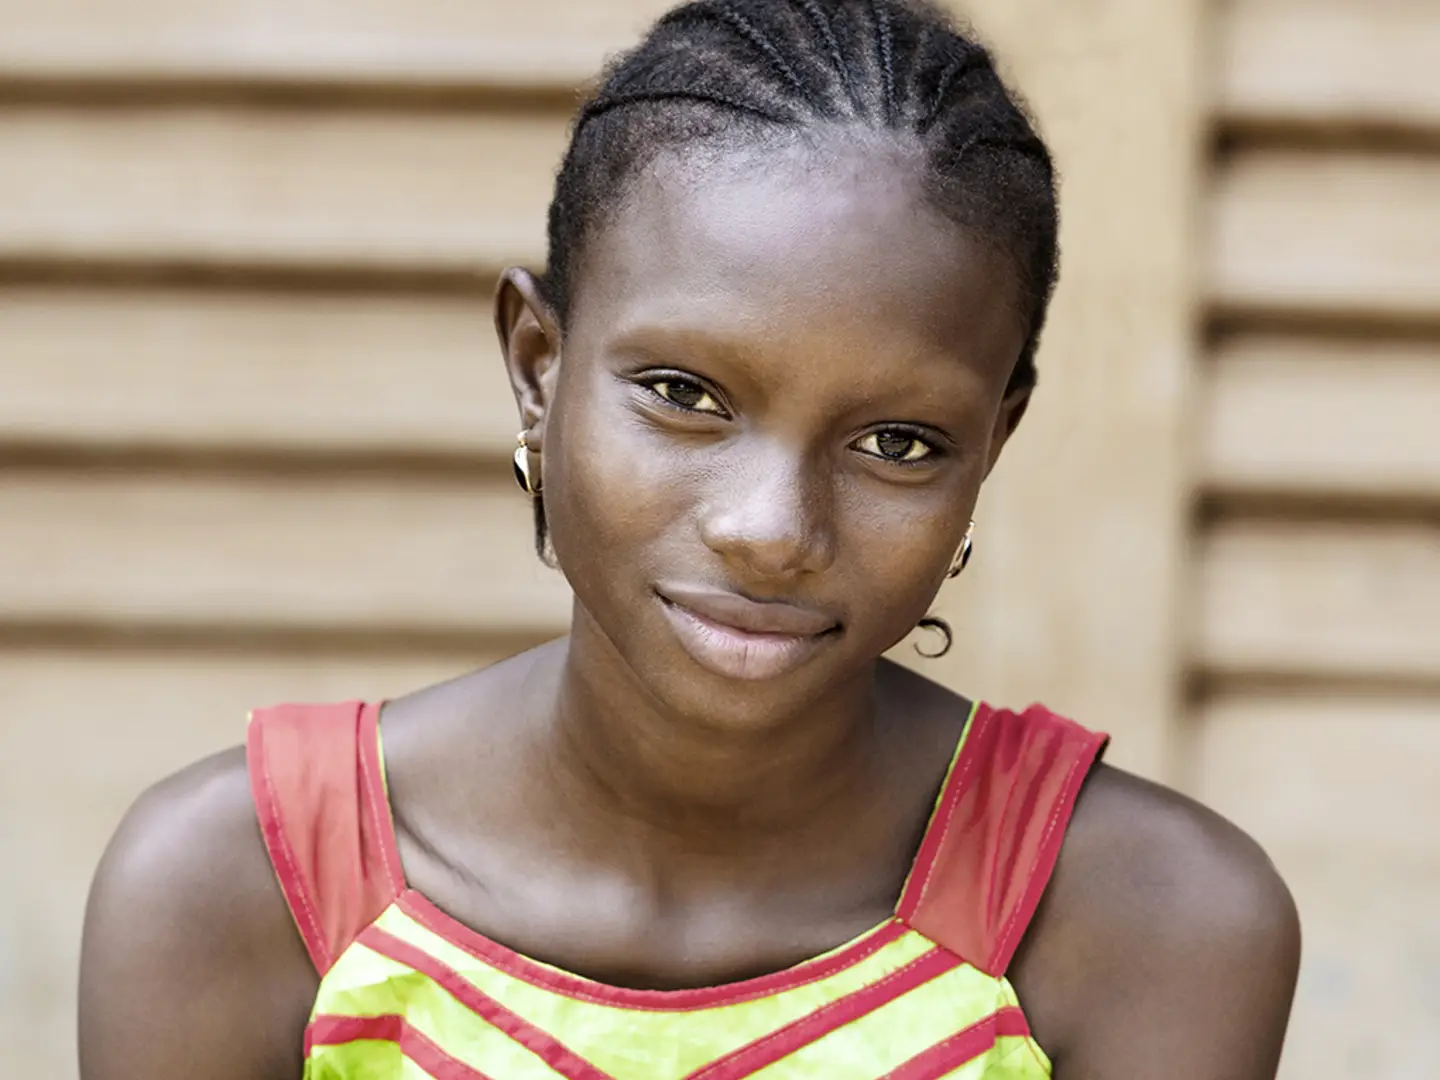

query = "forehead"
568;132;1025;382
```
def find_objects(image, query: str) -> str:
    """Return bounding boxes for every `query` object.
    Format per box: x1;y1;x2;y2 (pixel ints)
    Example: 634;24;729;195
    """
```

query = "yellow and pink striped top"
247;699;1107;1079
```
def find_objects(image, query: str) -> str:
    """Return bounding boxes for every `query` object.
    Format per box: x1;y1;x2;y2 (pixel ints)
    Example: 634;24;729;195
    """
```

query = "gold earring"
512;432;541;495
947;520;975;578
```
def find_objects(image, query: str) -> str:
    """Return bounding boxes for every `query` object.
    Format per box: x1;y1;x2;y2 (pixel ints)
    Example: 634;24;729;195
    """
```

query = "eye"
648;379;726;416
855;430;936;464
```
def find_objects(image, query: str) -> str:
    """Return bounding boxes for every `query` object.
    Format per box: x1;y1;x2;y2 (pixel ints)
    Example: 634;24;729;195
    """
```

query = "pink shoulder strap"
897;703;1108;977
246;701;406;975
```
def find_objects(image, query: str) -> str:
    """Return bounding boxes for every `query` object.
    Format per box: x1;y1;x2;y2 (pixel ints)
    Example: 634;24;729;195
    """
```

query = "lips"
654;584;840;681
657;585;839;636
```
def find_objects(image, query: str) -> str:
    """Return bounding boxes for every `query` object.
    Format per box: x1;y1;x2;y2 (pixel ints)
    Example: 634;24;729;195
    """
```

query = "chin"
637;655;848;733
634;616;873;734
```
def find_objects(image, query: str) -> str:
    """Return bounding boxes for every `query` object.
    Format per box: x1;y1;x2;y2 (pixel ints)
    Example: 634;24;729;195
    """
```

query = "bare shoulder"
1012;764;1301;1079
1058;763;1298;944
80;746;316;1080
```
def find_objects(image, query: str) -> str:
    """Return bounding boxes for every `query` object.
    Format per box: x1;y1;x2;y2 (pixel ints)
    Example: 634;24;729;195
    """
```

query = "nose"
698;441;836;581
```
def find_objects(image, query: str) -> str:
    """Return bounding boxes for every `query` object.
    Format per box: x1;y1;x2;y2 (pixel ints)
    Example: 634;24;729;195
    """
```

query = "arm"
1012;765;1302;1080
78;746;318;1080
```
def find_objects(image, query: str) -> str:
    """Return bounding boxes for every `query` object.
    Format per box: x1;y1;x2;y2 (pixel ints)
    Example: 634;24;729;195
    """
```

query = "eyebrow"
606;322;771;368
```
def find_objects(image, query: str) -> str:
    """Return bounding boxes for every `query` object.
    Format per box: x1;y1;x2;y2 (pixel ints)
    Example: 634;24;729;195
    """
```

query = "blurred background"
0;0;1435;1076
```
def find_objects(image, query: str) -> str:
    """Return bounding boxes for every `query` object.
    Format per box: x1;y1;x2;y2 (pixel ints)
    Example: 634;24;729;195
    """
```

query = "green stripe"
746;964;1011;1080
313;943;569;1080
372;907;939;1077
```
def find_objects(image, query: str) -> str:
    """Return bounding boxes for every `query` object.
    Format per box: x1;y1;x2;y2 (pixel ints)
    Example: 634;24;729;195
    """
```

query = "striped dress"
247;699;1107;1079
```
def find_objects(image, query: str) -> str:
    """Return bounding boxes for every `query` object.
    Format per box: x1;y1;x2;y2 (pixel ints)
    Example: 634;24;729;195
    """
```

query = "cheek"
543;372;691;572
841;488;956;597
832;463;981;641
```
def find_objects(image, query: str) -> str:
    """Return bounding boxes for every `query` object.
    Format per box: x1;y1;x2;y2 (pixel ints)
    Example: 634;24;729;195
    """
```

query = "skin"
79;132;1300;1079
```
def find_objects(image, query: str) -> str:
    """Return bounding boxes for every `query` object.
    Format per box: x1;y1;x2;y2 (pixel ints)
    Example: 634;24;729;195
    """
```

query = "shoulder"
1060;764;1298;940
79;746;316;1080
1012;763;1301;1077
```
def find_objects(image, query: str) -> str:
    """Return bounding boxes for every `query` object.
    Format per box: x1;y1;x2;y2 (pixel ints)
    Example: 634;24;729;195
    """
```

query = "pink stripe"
397;890;908;1012
361;927;616;1080
358;702;408;894
683;948;962;1080
988;728;1108;975
246;716;331;974
880;1007;1032;1080
307;1014;497;1080
896;704;993;921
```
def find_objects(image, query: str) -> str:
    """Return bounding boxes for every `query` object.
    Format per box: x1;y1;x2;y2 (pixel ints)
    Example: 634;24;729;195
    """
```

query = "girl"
79;2;1300;1077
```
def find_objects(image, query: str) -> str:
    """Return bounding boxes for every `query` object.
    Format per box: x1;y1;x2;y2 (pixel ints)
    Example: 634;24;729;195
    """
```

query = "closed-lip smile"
654;584;840;681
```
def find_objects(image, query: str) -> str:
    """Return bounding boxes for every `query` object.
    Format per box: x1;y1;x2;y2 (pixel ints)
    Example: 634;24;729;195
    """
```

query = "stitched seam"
989;745;1088;972
259;723;331;972
988;737;1029;937
358;707;401;897
521;927;898;1011
684;949;955;1078
360;929;621;1080
396;898;905;1013
885;1011;1010;1080
983;1034;1049;1077
1019;1033;1054;1077
911;710;988;914
309;1014;498;1080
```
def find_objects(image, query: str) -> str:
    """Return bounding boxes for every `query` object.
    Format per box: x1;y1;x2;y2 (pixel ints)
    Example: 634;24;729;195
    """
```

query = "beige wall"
0;2;1434;1078
1192;4;1440;1077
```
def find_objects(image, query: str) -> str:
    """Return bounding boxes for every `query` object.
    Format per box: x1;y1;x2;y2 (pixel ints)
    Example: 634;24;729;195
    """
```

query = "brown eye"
651;380;724;415
856;431;934;463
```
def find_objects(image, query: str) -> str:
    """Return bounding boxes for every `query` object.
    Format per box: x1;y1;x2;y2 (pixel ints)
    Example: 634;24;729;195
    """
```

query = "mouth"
654;585;841;682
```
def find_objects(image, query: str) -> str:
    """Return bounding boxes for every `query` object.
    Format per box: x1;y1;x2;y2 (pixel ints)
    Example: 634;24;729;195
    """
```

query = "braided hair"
531;1;1059;645
544;0;1058;386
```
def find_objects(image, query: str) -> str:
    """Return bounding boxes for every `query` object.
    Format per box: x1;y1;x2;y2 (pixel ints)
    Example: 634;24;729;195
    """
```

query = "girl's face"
503;138;1031;726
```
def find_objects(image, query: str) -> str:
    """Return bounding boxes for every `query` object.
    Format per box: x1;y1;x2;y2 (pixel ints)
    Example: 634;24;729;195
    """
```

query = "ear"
983;384;1033;478
494;267;562;445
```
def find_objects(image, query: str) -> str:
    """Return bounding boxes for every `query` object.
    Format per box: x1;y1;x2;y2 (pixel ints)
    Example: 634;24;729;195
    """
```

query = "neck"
531;607;890;855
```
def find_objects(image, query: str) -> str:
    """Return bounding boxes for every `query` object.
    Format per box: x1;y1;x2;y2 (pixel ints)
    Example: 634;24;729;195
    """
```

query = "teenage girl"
78;2;1301;1077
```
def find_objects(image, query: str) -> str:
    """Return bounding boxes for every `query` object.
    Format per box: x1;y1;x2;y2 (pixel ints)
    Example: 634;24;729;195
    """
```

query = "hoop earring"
512;432;541;495
947;520;975;579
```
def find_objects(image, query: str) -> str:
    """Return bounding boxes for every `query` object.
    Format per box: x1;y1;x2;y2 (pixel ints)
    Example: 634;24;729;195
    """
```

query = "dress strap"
897;703;1108;977
246;700;405;975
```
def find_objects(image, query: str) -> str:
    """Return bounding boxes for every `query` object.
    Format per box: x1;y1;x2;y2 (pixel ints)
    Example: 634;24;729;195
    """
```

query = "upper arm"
78;746;318;1080
1012;765;1302;1080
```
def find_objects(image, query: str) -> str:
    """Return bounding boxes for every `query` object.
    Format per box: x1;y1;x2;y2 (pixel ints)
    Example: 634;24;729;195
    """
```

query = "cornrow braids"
786;0;859;111
535;0;1061;613
580;87;790;129
546;0;1056;382
661;1;814;104
919;44;983;132
867;0;896;122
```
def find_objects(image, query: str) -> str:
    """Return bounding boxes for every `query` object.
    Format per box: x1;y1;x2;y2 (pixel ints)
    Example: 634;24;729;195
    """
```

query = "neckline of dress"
362;698;985;1009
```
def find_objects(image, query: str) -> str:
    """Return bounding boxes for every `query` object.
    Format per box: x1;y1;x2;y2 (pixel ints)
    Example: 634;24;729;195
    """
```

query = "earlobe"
494;267;562;435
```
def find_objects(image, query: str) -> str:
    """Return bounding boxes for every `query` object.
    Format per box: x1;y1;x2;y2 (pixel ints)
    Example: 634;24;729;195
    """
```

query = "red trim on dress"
397;890;910;1013
879;1007;1031;1080
247;711;331;973
365;922;962;1080
361;927;617;1080
307;1014;499;1080
895;702;990;923
682;948;962;1080
988;720;1108;975
899;704;1108;977
357;701;409;892
246;701;405;976
253;692;1104;1051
